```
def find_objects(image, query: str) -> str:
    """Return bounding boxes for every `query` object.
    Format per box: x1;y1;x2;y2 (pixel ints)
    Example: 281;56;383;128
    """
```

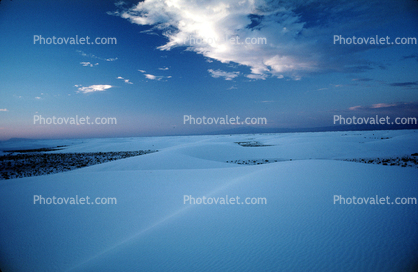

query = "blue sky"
0;0;417;140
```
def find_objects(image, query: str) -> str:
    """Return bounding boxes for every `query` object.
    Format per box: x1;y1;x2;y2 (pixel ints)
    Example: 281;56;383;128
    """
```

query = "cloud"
0;109;8;112
208;69;239;80
348;102;418;112
143;73;171;81
389;81;418;87
349;104;398;110
348;106;362;111
370;103;397;109
246;74;268;80
75;84;113;94
139;69;171;80
113;0;403;79
76;50;118;62
145;74;157;80
117;76;133;84
80;62;99;67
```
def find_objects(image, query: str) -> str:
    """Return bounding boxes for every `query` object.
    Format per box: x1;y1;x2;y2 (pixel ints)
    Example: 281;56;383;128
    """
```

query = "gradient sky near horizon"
0;0;417;140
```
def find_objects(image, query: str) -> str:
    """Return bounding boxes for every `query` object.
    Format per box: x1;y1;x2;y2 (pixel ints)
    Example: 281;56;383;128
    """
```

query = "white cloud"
35;97;41;100
114;0;312;79
371;103;397;109
145;74;156;80
75;84;113;94
117;76;133;84
138;69;146;73
144;74;171;81
158;67;169;70
114;0;403;79
77;50;118;62
246;74;268;80
80;62;98;67
0;109;8;112
208;69;239;80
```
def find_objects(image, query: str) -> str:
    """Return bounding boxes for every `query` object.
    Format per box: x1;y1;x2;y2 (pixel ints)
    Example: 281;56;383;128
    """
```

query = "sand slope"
0;130;417;271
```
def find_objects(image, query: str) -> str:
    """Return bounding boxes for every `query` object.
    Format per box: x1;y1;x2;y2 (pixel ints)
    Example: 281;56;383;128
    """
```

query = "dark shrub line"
0;150;157;180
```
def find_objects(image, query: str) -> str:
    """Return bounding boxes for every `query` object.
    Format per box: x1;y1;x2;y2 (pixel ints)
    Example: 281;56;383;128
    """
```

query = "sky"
0;0;417;140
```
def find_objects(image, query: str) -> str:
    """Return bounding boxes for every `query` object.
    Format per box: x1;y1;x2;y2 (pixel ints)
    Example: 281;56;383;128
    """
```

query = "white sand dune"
0;130;417;271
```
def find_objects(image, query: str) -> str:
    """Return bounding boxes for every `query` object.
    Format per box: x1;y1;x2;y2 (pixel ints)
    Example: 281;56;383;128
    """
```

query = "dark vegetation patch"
235;141;272;147
0;150;157;180
342;156;418;168
226;158;288;165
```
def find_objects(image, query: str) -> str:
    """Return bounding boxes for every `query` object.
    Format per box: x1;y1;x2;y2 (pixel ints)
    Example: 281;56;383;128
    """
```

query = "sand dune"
0;130;417;271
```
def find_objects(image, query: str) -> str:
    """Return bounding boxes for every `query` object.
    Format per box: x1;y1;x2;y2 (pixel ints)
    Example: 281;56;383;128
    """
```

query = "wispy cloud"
138;69;146;73
348;102;418;112
158;67;169;70
208;69;239;80
80;62;99;67
0;109;8;112
76;50;118;62
348;106;362;111
246;74;268;80
370;103;397;109
75;84;113;94
117;76;133;84
143;73;171;81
